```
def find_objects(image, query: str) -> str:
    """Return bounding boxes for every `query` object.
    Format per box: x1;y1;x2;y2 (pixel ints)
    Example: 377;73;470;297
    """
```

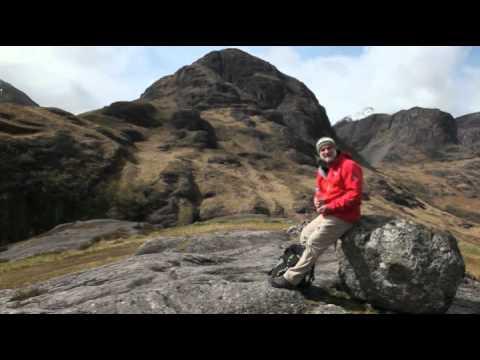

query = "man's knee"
303;240;322;259
299;227;311;245
306;230;335;255
299;232;308;245
299;217;323;244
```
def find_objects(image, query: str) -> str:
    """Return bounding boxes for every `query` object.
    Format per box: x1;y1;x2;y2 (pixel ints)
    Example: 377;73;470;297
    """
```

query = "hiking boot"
269;276;297;290
297;278;311;289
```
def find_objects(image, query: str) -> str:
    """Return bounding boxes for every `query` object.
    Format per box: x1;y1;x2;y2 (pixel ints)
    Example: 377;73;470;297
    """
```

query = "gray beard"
321;150;337;164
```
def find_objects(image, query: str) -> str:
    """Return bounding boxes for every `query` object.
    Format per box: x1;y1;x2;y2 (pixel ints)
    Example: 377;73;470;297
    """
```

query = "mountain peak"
140;48;333;144
194;48;279;81
0;79;39;107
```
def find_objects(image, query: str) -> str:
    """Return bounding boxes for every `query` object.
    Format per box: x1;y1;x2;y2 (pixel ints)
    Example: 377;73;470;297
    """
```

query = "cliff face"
457;112;480;153
334;107;461;165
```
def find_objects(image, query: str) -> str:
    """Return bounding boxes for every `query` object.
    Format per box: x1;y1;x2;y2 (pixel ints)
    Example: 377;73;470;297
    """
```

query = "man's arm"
313;171;324;210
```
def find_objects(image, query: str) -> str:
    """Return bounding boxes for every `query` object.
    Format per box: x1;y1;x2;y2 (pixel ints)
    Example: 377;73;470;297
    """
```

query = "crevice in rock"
126;276;155;290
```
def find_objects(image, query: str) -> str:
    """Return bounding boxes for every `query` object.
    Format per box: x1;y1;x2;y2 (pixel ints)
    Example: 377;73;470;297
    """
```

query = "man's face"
319;144;337;163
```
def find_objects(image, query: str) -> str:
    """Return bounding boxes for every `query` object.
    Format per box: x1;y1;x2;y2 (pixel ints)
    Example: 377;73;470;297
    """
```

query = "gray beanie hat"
316;137;336;153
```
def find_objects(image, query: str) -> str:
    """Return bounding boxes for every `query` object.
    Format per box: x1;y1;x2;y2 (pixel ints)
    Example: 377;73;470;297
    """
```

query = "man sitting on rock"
270;137;363;289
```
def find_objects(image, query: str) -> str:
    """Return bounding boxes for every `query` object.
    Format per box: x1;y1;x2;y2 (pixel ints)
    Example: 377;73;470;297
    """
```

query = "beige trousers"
283;215;353;285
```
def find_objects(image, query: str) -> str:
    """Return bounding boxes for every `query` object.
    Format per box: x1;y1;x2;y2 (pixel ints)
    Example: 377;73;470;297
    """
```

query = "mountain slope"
0;79;39;107
1;49;339;244
77;49;341;230
0;103;129;244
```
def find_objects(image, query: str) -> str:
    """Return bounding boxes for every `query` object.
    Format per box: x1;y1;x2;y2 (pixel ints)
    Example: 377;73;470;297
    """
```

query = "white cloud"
0;46;232;114
0;46;479;122
0;46;160;114
249;46;475;123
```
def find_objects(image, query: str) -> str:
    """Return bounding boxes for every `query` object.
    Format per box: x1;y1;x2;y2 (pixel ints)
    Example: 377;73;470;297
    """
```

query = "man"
270;136;363;289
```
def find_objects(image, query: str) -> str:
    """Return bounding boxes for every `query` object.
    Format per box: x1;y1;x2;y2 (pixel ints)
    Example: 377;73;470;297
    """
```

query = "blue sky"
0;46;479;123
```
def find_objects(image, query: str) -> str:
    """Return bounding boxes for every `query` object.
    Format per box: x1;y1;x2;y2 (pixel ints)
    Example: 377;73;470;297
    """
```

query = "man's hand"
317;205;330;215
313;197;323;209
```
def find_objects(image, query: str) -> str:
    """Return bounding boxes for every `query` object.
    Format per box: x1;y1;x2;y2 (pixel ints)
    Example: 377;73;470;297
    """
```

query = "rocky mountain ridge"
334;107;466;165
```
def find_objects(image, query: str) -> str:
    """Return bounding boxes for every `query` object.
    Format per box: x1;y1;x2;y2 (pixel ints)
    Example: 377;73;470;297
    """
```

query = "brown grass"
458;241;480;279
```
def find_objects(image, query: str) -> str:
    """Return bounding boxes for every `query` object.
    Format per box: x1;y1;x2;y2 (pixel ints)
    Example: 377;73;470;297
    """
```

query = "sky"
0;46;479;123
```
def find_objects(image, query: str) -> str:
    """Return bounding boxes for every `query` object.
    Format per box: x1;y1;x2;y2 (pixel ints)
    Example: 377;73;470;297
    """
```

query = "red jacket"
314;152;363;223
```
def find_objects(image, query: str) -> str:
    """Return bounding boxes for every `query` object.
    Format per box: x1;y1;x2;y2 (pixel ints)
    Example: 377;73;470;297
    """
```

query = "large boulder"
336;215;465;313
101;101;162;128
